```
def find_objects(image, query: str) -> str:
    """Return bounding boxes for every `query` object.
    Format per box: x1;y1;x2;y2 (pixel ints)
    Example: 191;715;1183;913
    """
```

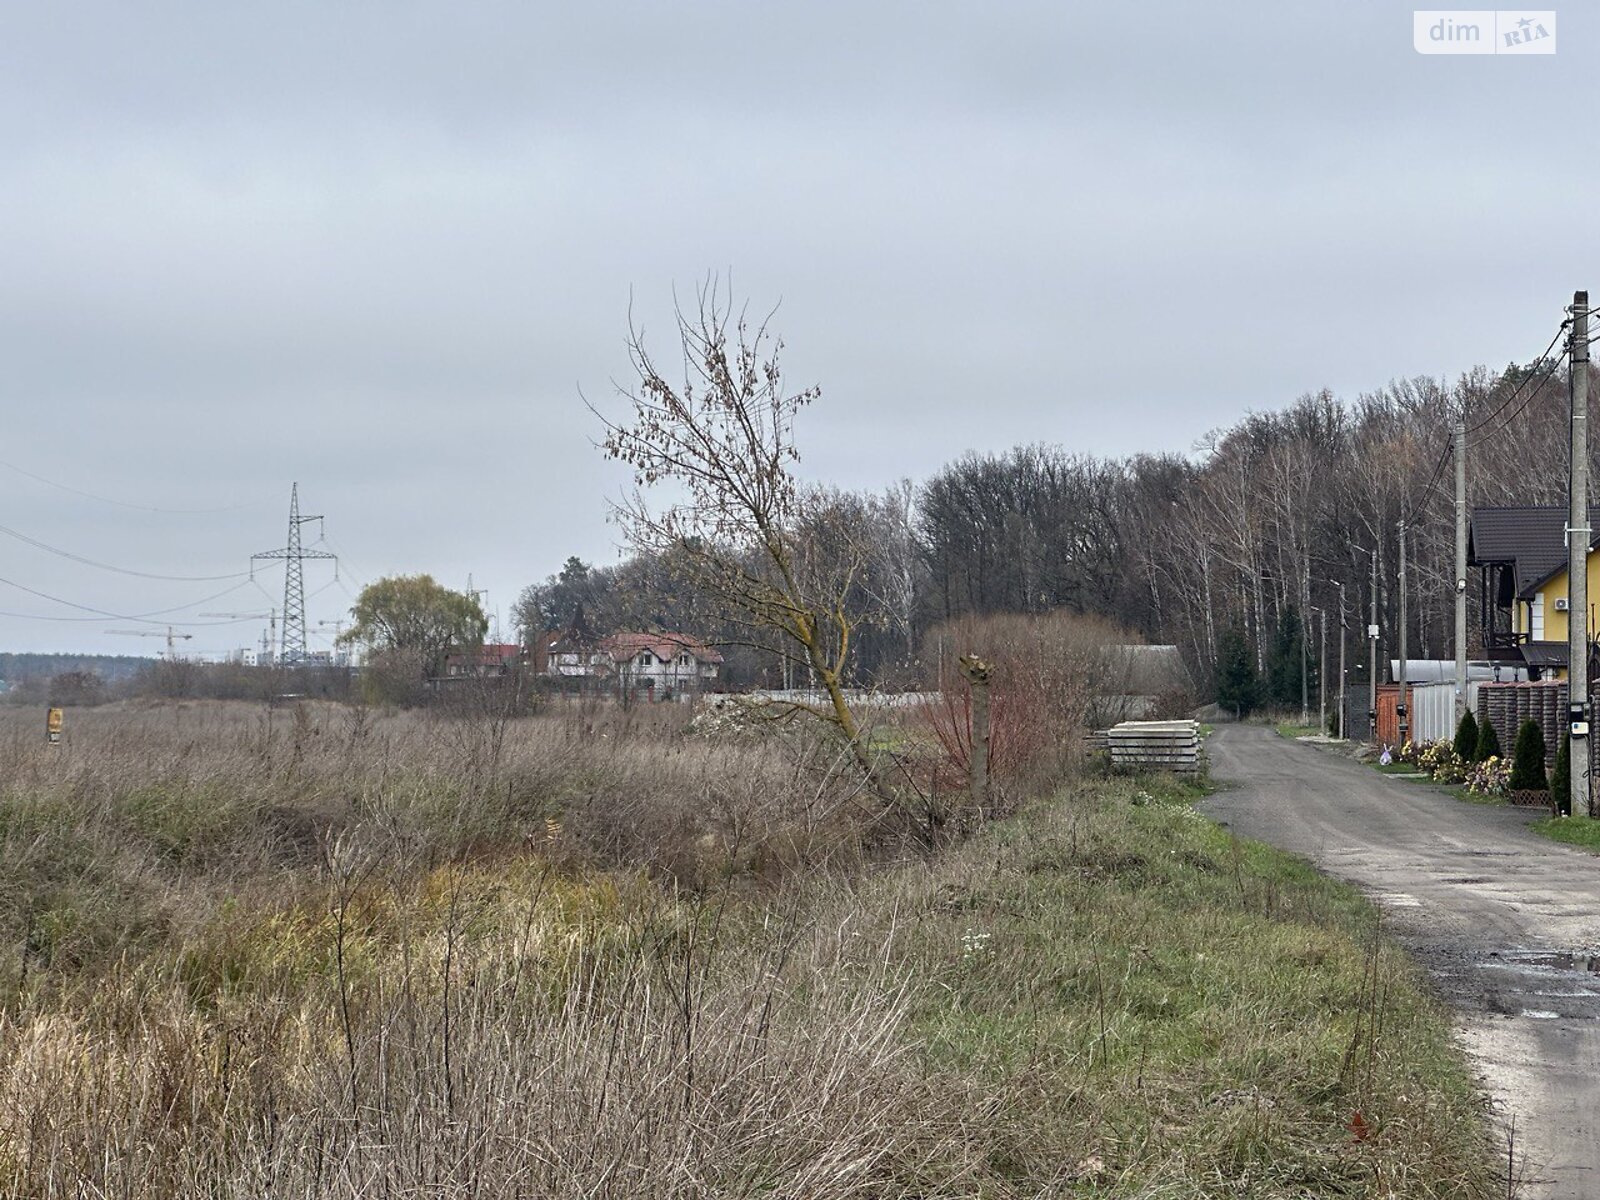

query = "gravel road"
1203;724;1600;1199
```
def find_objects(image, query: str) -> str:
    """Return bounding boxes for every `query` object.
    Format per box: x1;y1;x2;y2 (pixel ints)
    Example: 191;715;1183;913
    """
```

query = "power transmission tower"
1569;291;1591;817
253;483;336;667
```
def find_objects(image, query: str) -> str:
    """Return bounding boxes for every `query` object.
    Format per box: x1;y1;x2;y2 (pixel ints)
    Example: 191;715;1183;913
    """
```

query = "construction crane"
200;610;276;662
105;627;194;660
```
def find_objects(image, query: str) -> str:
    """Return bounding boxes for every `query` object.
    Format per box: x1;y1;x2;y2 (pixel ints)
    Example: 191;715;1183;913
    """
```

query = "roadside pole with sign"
46;707;62;746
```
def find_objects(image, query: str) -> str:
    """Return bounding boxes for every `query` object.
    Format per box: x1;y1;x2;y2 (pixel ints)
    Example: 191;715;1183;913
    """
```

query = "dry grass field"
0;698;1505;1197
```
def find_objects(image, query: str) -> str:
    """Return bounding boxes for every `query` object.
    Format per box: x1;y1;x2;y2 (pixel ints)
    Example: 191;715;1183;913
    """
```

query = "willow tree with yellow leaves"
595;282;886;785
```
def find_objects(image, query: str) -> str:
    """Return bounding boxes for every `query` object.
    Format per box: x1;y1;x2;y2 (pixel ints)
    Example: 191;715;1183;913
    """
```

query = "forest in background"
517;353;1584;695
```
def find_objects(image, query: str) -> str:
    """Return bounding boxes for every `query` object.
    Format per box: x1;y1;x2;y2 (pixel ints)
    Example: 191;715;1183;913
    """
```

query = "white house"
600;632;723;694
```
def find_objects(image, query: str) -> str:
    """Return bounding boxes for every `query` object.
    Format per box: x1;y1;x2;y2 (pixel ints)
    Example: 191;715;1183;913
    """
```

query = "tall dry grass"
0;698;1501;1197
0;699;989;1197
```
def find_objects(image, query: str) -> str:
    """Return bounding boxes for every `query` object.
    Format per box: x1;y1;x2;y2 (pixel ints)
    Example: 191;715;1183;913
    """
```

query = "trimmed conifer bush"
1551;733;1572;814
1509;719;1547;792
1476;717;1502;763
1454;710;1479;762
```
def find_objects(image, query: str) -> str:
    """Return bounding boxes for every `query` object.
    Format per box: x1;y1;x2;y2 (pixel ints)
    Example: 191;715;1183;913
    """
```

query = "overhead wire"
313;534;366;587
0;522;253;582
1464;320;1571;438
1399;319;1575;530
1467;349;1571;449
0;458;263;515
0;576;258;625
0;469;362;638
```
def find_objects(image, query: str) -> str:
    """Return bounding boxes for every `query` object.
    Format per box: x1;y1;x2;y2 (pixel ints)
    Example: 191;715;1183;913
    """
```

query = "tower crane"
105;627;194;660
200;610;276;661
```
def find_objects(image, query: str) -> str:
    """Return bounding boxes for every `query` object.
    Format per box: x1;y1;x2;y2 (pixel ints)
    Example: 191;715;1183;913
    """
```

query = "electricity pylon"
253;483;336;666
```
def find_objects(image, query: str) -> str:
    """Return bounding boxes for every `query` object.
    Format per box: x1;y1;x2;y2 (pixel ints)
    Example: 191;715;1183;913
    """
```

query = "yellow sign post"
46;707;62;746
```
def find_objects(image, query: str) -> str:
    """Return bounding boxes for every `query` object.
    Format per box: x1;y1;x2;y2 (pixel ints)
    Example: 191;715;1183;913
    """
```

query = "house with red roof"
441;643;524;678
597;631;724;695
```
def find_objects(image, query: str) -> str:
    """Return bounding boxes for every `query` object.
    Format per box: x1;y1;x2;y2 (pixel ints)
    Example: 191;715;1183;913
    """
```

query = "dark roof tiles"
1469;506;1600;599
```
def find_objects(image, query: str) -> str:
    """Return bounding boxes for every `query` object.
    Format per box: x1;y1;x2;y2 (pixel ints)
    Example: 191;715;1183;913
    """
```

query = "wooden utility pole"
1368;547;1380;742
1569;291;1591;817
1455;416;1468;724
1398;520;1410;748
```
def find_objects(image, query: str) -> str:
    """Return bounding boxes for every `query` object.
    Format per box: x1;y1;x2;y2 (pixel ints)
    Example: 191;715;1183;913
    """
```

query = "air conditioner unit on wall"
1555;598;1571;611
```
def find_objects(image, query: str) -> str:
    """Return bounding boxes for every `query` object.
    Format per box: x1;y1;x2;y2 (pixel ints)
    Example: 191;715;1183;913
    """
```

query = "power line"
314;535;367;587
0;609;260;625
1468;350;1570;450
1399;440;1453;529
1399;322;1571;529
1464;320;1570;437
0;576;256;625
0;522;252;582
0;458;263;515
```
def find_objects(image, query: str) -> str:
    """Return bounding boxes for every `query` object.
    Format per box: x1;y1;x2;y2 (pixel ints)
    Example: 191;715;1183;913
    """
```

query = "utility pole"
1398;520;1410;748
1300;565;1310;727
1569;291;1591;817
1455;416;1468;724
1333;579;1348;740
1316;606;1327;735
253;483;337;667
1368;547;1380;741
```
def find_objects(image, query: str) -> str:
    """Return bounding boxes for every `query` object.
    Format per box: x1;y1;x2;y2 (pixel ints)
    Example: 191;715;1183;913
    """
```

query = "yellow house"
1512;553;1600;677
1469;505;1600;680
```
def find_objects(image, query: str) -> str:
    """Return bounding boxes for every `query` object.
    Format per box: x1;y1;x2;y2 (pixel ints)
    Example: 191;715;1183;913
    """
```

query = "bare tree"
594;281;884;783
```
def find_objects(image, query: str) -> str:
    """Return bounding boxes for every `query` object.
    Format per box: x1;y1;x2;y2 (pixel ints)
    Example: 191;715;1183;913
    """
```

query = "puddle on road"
1471;949;1600;1020
1497;949;1600;973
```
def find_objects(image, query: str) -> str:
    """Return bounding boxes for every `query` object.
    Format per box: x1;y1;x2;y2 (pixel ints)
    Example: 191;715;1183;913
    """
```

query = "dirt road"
1204;725;1600;1199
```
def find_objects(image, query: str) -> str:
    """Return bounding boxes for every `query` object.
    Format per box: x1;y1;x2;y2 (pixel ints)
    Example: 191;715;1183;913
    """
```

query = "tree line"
518;348;1586;699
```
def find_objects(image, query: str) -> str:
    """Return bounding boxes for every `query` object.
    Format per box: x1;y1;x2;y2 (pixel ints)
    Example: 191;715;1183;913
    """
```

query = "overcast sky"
0;2;1587;656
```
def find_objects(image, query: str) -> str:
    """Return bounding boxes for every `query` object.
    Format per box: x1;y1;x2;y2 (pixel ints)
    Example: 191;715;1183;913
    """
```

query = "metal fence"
1407;681;1482;743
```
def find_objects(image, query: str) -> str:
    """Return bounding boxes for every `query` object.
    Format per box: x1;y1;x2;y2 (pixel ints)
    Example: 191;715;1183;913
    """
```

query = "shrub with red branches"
918;611;1139;798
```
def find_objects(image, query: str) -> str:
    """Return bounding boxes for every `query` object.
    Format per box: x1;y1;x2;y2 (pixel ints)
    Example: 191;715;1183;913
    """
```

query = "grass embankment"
0;703;1500;1196
902;773;1500;1197
1530;812;1600;850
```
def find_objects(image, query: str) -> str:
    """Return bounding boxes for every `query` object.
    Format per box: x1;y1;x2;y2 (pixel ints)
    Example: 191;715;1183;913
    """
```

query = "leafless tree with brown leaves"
593;281;885;785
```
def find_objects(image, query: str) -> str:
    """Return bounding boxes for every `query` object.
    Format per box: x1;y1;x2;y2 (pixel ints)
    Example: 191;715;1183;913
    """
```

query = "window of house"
639;652;653;666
